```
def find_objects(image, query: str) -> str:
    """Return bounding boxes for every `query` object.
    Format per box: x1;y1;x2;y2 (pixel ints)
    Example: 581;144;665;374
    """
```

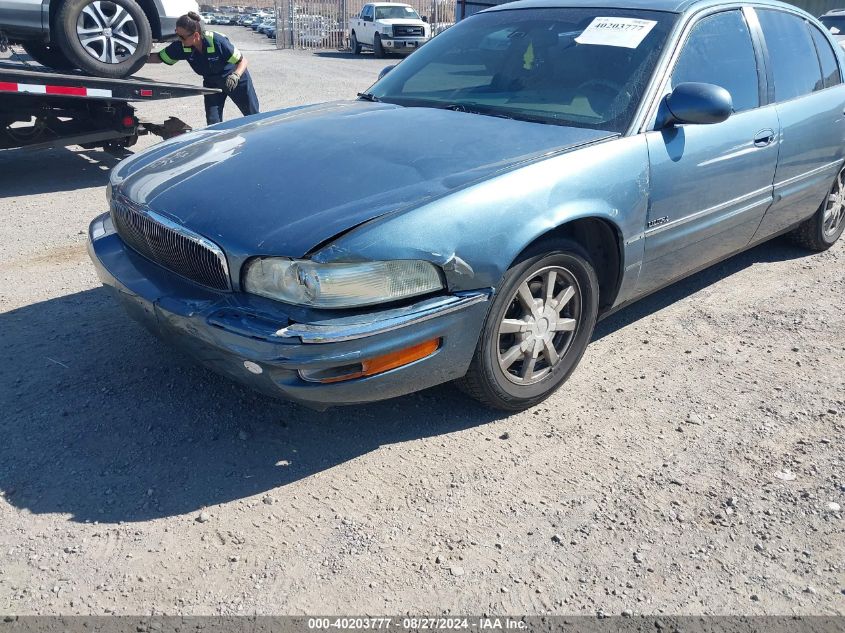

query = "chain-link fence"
273;0;456;50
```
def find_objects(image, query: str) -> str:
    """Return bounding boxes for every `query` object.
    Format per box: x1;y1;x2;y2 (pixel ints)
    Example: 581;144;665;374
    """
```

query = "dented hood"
112;101;612;257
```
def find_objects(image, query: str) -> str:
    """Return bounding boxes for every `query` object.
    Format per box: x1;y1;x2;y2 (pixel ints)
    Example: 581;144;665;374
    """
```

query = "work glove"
224;72;241;93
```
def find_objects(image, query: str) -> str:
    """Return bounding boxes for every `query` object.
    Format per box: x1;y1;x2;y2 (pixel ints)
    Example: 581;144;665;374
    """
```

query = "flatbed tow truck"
0;60;218;151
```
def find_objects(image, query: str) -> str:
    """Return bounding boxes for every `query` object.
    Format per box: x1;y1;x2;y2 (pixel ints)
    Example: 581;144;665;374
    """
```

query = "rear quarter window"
809;22;842;89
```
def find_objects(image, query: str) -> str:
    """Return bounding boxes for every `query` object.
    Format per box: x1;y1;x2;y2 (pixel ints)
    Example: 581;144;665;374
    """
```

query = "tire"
373;33;385;58
20;41;75;70
350;31;361;54
790;164;845;251
54;0;152;78
457;241;599;411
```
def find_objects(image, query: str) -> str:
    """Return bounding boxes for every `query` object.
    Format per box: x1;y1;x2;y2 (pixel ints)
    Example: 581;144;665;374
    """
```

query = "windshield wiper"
357;92;380;102
445;103;513;120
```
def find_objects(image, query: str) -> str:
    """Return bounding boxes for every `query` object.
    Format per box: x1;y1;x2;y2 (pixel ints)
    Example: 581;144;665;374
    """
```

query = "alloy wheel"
76;1;139;64
495;265;582;385
823;168;845;239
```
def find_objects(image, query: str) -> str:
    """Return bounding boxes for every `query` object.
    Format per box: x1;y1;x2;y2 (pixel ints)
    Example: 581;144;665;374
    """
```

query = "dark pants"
203;70;260;125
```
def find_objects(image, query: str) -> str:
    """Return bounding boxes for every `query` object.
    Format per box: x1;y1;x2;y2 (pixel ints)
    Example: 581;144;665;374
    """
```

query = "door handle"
753;128;775;147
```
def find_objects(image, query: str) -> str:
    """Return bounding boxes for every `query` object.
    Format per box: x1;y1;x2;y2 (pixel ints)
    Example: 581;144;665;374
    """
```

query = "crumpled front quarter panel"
315;135;650;307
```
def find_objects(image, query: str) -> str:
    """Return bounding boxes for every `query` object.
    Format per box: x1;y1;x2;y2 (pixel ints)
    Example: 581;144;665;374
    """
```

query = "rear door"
751;8;845;239
638;8;779;295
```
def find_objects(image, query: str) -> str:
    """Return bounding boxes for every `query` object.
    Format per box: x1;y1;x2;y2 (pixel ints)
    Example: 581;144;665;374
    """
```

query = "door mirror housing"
363;14;373;22
378;64;397;80
659;82;732;127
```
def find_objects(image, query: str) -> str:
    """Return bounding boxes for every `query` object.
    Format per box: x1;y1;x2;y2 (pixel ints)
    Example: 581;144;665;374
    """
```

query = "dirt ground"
0;27;843;617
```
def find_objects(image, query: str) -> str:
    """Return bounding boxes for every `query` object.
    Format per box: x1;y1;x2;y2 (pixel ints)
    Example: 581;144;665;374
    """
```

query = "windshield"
369;8;676;132
375;5;421;20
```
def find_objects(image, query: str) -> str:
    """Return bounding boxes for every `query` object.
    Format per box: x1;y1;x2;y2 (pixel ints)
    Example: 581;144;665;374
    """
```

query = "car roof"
484;0;809;16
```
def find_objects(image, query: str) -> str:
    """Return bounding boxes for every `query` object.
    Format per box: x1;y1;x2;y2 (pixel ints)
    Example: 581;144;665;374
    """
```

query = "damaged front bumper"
87;213;491;407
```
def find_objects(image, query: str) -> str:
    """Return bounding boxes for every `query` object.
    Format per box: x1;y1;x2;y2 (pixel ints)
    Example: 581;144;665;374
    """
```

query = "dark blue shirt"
159;30;242;78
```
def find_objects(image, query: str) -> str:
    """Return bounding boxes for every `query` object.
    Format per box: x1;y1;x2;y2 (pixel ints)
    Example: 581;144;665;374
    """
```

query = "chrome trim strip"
275;291;491;343
644;185;772;236
773;159;841;190
140;207;233;289
112;195;232;292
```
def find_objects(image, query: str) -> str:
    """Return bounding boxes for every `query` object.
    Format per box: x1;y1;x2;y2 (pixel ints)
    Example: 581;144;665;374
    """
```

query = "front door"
638;9;779;296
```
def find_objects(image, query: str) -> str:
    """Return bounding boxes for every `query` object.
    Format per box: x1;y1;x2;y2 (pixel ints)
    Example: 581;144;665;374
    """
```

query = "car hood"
112;101;613;258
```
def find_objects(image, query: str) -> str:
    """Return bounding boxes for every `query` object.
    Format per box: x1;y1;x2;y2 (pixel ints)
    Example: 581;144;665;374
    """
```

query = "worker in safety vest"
148;12;259;125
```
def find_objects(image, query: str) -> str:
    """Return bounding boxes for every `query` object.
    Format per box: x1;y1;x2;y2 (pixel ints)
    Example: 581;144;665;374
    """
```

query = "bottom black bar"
0;616;843;633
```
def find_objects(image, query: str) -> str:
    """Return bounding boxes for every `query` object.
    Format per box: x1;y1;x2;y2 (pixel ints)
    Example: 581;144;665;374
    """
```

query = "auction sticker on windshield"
575;17;657;48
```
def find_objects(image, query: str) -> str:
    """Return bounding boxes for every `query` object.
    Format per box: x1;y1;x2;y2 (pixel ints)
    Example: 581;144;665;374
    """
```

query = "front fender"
314;135;650;309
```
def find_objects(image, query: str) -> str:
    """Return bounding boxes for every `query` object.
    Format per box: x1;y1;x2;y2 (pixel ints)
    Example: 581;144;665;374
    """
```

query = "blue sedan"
88;0;845;410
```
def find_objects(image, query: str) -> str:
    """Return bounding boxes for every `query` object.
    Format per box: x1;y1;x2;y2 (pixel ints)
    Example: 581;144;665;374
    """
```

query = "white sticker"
575;17;658;48
831;26;841;34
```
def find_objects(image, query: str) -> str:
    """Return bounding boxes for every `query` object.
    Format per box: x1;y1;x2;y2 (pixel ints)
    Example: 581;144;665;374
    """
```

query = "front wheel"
790;164;845;251
54;0;152;78
457;242;599;411
373;33;385;58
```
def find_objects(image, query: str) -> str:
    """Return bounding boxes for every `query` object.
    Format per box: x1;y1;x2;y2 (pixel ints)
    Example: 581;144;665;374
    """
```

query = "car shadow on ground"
0;147;125;197
0;235;812;525
593;236;810;341
0;285;507;525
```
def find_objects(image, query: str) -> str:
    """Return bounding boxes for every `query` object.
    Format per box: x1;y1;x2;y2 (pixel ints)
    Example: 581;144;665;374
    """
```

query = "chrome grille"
394;25;424;37
110;197;231;291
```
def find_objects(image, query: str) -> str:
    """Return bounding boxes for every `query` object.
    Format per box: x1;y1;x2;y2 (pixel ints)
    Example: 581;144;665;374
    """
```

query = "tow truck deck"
0;62;218;151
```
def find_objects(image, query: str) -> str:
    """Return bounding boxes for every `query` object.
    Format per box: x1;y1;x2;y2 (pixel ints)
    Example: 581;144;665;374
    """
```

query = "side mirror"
422;15;428;22
659;82;732;127
378;64;396;80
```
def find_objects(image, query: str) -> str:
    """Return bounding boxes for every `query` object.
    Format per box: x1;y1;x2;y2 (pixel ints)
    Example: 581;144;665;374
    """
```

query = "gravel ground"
0;27;843;616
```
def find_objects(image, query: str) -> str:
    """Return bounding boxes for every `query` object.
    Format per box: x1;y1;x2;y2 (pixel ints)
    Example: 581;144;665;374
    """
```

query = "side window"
809;23;841;89
757;10;824;101
671;11;760;113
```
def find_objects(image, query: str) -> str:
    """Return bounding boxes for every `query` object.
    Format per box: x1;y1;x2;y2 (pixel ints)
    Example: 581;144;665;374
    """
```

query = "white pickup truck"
349;2;430;57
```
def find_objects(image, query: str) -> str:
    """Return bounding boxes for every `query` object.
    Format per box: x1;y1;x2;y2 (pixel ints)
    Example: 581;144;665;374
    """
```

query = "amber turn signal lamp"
299;338;441;384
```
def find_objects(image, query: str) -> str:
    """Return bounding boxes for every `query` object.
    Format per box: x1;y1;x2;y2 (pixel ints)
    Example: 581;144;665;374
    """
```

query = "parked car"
256;17;275;34
350;2;431;57
0;0;199;77
819;9;845;45
89;0;845;410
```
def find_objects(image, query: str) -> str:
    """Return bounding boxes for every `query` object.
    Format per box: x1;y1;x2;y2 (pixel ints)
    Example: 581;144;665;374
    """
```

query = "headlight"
243;258;443;308
381;25;393;37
